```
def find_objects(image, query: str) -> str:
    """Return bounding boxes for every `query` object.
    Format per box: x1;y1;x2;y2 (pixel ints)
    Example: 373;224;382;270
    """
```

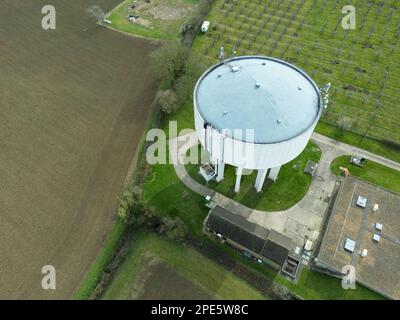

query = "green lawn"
185;141;321;211
106;0;200;40
107;0;400;163
331;155;400;193
103;231;266;299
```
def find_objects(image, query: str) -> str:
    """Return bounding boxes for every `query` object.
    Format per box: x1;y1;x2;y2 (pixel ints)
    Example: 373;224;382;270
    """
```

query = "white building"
193;56;325;192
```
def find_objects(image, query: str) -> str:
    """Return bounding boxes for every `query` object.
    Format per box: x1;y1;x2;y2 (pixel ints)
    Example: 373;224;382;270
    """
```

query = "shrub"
156;89;179;114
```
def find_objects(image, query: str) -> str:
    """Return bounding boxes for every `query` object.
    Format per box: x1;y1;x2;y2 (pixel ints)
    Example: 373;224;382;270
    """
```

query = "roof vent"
255;83;261;88
277;119;282;124
222;111;228;116
217;73;222;78
262;62;266;66
231;65;239;72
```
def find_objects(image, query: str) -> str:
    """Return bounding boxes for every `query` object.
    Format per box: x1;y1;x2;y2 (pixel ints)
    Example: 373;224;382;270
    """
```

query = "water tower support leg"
268;165;281;181
234;167;243;193
216;161;225;182
255;169;268;192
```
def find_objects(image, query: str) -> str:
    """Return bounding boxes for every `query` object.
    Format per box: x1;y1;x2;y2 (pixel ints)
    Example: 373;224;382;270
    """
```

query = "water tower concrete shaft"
194;56;324;192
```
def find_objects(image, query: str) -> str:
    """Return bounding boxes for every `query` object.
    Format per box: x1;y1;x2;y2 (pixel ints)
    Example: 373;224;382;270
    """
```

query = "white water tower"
194;56;326;192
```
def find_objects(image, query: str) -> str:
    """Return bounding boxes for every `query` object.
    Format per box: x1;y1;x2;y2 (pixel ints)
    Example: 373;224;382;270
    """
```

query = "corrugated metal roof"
206;206;267;254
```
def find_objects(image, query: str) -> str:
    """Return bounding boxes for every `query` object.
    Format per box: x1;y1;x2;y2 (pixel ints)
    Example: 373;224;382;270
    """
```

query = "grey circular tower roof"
194;56;322;144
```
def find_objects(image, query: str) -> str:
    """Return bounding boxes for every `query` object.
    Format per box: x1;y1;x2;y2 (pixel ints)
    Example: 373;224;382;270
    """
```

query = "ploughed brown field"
0;0;158;299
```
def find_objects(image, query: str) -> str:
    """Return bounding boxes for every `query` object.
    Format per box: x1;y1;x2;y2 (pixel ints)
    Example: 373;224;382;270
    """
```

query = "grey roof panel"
261;230;293;266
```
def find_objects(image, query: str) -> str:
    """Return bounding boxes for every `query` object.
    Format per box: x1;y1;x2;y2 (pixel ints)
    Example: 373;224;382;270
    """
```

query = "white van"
201;21;210;33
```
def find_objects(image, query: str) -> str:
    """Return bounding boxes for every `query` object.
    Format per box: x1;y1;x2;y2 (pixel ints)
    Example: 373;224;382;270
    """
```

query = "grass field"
107;0;200;40
0;0;158;299
331;155;400;193
186;141;321;211
193;0;400;144
103;232;266;299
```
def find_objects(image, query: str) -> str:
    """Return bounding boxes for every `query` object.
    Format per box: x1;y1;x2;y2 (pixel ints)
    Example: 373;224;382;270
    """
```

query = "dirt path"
0;0;158;299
